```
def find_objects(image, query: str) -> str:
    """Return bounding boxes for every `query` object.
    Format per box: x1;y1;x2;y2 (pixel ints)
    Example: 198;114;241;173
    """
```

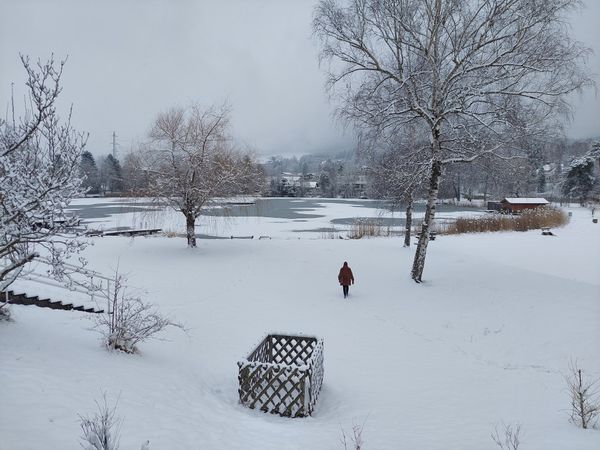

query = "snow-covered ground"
1;200;599;450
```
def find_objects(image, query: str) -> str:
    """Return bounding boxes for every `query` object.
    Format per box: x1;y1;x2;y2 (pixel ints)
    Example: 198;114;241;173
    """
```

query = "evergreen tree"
100;154;124;193
590;142;600;167
320;159;340;198
562;157;595;205
537;169;547;194
79;151;100;194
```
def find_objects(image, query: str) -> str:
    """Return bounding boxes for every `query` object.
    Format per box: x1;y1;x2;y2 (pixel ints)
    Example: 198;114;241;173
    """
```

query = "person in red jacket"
338;261;354;298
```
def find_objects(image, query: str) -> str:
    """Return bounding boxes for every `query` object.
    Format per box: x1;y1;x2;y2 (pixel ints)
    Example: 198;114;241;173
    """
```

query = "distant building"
271;172;319;197
487;201;502;212
351;170;370;198
500;197;549;213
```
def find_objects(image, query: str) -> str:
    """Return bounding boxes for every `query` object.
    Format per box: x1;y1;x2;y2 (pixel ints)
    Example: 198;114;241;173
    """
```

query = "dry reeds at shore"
348;218;388;239
444;207;568;235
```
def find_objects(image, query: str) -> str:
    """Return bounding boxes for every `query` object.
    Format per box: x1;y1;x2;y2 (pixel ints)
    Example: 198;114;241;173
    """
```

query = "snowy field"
1;199;599;450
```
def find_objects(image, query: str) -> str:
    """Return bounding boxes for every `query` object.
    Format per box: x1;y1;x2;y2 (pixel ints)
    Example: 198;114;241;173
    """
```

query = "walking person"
338;261;354;298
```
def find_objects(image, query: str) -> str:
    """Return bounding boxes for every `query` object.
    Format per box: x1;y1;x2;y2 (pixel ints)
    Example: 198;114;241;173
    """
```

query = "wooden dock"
87;228;162;237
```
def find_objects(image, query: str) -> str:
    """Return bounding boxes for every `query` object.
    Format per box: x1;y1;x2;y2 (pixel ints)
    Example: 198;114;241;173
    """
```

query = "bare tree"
365;130;429;247
314;0;593;282
121;151;149;195
566;361;600;429
0;55;87;293
141;104;261;247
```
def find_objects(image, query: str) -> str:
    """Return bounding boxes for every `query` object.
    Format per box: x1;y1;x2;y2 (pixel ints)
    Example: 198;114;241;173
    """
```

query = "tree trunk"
453;175;461;203
578;370;587;429
412;2;443;283
404;191;413;248
185;213;197;248
483;175;489;204
411;159;442;283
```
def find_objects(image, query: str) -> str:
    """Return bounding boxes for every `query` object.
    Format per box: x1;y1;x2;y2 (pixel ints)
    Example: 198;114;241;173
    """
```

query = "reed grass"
348;218;387;239
444;207;568;235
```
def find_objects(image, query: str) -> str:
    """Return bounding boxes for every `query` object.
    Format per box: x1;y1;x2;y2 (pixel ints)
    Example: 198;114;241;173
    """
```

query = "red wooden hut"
500;197;549;213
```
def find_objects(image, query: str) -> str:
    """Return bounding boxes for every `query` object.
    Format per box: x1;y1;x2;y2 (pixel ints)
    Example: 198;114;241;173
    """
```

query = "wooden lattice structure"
237;334;324;417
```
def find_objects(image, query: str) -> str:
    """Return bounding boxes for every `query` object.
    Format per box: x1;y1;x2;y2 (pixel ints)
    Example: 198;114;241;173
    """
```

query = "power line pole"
112;131;118;159
11;82;15;127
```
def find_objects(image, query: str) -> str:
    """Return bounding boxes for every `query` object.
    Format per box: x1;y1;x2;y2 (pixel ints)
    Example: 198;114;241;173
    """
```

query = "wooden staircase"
1;291;104;313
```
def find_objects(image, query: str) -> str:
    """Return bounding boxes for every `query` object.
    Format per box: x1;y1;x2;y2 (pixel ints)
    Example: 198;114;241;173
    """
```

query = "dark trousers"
342;285;349;298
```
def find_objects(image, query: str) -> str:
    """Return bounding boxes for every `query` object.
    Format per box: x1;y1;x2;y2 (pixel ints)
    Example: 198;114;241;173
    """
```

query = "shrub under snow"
78;394;121;450
92;269;182;354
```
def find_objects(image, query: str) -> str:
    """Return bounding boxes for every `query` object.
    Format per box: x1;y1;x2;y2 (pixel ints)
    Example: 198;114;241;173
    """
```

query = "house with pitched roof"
500;197;549;213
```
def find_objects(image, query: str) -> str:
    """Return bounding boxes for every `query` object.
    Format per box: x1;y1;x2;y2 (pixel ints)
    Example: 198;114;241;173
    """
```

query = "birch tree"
365;132;429;247
0;55;86;293
314;0;592;282
370;151;422;247
143;104;262;247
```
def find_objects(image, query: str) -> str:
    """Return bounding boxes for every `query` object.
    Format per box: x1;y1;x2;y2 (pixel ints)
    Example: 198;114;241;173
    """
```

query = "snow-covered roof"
502;198;549;204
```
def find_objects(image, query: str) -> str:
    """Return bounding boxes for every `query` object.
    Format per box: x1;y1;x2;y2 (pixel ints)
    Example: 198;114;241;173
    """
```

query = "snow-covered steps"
0;291;104;313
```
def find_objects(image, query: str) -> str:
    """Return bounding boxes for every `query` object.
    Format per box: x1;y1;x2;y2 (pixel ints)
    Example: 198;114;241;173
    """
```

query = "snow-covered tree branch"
0;55;87;292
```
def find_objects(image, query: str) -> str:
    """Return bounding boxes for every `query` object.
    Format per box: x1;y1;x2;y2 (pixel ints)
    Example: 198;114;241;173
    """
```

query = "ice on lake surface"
68;197;484;237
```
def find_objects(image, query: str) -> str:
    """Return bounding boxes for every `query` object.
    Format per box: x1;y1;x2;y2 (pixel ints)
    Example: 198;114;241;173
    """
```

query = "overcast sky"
1;0;599;159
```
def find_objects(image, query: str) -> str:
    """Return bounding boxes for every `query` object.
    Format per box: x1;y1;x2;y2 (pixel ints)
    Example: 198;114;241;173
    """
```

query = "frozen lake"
68;197;484;236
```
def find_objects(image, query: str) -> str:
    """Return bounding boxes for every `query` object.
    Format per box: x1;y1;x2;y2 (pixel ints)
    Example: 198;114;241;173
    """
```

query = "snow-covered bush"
491;423;522;450
340;422;365;450
566;362;599;429
0;302;11;321
0;55;87;292
78;394;122;450
78;394;151;450
93;269;182;354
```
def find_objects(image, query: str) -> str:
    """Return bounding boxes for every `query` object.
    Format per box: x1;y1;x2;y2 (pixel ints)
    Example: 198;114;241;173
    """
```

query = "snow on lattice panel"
237;334;324;417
